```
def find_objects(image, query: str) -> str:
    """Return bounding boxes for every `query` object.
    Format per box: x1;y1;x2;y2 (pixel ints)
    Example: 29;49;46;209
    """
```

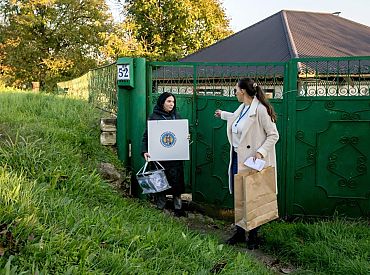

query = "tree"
98;20;147;62
0;0;114;90
111;0;232;61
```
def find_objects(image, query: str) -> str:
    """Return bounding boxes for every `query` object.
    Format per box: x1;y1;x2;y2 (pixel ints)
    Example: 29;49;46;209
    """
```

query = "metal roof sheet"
180;10;370;62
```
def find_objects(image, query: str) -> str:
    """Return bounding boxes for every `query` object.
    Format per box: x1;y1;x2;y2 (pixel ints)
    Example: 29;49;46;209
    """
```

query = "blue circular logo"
160;131;177;148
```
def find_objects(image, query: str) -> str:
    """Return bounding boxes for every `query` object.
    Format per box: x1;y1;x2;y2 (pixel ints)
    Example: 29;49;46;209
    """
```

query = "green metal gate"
117;56;370;218
148;62;287;213
285;57;370;217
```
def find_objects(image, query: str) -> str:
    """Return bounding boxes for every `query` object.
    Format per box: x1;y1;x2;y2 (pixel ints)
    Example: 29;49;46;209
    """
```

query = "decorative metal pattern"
205;147;213;162
298;58;370;97
292;75;370;217
294;130;316;179
195;64;285;98
327;137;367;189
324;100;368;120
151;62;285;99
221;143;230;164
316;120;369;202
152;65;194;95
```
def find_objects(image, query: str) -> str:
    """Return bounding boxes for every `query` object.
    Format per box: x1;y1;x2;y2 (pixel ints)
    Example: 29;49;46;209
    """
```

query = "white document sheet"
244;157;266;171
148;119;189;161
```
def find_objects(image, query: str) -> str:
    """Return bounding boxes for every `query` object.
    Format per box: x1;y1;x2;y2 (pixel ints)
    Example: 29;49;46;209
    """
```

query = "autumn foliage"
0;0;232;90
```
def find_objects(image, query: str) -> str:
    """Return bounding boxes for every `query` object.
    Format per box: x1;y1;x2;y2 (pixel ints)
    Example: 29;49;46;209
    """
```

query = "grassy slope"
0;90;269;274
262;219;369;274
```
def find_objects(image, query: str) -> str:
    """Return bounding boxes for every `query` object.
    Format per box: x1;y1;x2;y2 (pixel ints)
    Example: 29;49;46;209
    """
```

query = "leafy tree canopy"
0;0;113;90
106;0;233;61
0;0;233;89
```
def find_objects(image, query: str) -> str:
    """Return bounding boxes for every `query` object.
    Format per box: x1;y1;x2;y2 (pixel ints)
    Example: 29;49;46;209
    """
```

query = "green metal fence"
57;62;117;113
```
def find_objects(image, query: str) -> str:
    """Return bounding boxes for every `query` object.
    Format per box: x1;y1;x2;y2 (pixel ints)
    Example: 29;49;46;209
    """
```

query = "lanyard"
234;105;250;127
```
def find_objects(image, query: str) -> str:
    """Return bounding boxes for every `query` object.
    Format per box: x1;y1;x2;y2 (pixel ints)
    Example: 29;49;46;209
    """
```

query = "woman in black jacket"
141;92;186;217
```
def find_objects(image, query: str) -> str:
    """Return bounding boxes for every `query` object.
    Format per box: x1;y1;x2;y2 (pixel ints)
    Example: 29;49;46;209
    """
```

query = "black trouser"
248;226;259;241
230;149;238;194
154;192;182;210
236;225;259;239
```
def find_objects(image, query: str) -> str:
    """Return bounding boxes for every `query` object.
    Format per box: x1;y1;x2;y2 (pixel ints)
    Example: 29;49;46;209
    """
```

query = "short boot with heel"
226;226;246;245
247;227;260;250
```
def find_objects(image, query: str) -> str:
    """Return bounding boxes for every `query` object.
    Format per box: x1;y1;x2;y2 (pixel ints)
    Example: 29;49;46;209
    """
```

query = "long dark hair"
237;78;277;122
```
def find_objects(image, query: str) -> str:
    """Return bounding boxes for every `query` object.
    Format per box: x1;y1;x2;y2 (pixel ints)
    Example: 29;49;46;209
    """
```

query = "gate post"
116;57;132;164
129;58;147;175
116;58;147;195
285;59;298;217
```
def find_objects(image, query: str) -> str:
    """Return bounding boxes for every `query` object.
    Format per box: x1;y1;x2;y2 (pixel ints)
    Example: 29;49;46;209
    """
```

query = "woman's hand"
143;152;151;162
214;109;222;118
253;152;263;161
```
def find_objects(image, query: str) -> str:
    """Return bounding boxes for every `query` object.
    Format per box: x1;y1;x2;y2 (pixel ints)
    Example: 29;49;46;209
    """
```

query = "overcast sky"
223;0;370;32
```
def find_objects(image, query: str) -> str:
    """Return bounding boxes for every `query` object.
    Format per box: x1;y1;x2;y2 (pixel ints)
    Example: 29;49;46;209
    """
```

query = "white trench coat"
221;97;279;194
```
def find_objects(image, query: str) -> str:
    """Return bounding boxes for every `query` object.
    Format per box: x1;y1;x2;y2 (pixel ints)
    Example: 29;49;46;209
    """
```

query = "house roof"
180;10;370;63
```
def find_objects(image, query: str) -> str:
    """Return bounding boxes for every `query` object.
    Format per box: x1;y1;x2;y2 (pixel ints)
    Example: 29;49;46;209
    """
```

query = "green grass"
0;90;269;274
261;218;370;274
1;89;369;275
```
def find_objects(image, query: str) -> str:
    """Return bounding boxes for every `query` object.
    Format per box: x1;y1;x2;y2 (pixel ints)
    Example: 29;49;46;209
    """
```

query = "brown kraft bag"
234;166;278;231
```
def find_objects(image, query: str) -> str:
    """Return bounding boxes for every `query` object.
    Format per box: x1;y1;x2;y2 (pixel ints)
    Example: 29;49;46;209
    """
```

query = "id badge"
232;123;238;134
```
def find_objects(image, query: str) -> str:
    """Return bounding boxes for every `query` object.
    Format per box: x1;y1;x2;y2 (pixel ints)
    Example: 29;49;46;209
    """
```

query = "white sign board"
117;64;130;80
148;119;189;161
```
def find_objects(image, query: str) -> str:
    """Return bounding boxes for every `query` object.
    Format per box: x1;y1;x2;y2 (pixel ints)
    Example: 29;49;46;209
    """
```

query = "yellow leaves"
98;20;149;61
9;0;55;14
27;0;56;7
152;34;162;44
3;37;21;48
41;58;74;75
125;0;233;61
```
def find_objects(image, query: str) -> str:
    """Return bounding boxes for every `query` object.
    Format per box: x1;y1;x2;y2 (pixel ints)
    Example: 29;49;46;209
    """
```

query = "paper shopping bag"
234;169;255;229
235;166;278;231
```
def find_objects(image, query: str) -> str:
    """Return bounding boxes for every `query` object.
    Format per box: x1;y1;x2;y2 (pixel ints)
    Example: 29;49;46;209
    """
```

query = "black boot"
226;226;246;245
174;209;186;217
247;227;260;250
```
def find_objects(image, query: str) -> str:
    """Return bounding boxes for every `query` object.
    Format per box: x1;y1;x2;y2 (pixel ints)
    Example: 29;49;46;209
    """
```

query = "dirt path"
170;207;301;274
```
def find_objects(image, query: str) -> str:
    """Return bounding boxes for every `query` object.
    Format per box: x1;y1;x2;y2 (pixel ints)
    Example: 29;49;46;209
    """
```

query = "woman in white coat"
214;78;279;249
